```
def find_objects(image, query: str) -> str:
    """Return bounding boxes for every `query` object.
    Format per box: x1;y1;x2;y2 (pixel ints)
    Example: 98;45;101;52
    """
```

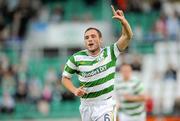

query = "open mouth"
88;43;94;47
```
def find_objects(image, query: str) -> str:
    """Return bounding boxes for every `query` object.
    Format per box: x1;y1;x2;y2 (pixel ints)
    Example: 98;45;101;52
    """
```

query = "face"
84;29;102;53
120;65;132;80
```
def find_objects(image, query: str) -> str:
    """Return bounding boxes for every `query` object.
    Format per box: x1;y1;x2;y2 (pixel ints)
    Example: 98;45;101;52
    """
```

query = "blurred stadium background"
0;0;179;121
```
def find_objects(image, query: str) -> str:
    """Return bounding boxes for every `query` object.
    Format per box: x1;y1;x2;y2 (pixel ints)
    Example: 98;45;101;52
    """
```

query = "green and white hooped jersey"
115;77;145;116
63;43;121;101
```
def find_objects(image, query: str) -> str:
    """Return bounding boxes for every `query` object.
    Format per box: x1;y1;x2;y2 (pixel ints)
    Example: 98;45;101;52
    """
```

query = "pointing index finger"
111;5;116;15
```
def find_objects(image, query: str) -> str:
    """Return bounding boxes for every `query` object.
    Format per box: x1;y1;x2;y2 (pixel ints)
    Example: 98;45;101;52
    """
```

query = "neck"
88;48;101;57
123;77;130;81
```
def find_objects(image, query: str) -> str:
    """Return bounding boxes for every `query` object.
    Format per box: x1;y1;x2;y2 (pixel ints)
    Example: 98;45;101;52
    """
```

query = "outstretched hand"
111;5;125;22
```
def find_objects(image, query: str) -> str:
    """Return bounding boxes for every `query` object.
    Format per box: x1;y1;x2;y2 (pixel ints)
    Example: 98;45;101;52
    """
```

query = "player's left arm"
111;5;133;51
124;81;148;102
123;94;147;102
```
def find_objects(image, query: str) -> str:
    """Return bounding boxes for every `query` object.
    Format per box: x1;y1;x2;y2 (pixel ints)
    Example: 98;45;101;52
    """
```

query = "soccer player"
115;64;147;121
61;5;133;121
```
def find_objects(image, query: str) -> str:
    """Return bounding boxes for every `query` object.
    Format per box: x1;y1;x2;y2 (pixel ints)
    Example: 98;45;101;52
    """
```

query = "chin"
89;48;98;52
87;46;99;53
88;49;95;53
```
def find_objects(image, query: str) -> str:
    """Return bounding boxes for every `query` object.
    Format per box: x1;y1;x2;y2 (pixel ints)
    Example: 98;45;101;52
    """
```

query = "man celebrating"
62;5;133;121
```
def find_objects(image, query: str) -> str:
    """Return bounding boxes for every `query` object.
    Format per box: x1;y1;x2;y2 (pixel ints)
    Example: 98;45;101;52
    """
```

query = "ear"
100;38;103;45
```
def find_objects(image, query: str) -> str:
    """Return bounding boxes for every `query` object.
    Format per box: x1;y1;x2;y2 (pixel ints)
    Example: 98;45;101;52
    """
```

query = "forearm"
62;76;76;94
117;19;133;51
121;19;133;39
125;95;146;102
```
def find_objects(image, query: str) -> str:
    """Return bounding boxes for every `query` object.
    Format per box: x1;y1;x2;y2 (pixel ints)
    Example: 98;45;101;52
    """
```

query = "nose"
88;39;93;43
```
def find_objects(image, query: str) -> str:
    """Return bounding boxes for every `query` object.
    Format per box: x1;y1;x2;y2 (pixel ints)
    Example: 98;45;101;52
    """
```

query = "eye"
91;34;96;38
85;36;89;39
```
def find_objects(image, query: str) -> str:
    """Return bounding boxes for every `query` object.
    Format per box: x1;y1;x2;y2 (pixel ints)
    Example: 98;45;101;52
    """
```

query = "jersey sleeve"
110;42;121;61
62;55;77;78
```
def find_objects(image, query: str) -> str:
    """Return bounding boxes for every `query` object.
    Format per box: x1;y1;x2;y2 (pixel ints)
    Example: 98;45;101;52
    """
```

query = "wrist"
120;18;127;24
72;87;77;95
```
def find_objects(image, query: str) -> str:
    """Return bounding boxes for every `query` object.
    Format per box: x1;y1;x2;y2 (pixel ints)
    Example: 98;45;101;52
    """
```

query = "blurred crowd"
0;52;76;115
115;0;180;42
0;0;179;49
1;54;56;114
0;0;71;115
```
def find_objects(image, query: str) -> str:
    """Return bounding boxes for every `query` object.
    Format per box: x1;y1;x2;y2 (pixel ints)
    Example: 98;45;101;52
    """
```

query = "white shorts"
118;112;146;121
80;98;116;121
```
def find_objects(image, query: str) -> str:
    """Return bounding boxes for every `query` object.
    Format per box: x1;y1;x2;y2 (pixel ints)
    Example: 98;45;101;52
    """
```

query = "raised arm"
111;5;133;51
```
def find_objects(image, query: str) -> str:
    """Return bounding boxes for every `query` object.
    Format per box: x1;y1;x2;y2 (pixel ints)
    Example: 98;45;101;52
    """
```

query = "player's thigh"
80;114;92;121
80;106;92;121
96;111;114;121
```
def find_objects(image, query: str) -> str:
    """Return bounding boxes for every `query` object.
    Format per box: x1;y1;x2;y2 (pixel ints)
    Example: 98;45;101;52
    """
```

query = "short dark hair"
120;63;132;68
84;27;102;38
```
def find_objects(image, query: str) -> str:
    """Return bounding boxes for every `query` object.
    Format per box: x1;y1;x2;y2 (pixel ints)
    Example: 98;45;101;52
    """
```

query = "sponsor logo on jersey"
82;65;107;77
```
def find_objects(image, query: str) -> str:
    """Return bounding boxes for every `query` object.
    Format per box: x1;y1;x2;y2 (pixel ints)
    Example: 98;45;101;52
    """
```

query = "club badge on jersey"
96;52;105;62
